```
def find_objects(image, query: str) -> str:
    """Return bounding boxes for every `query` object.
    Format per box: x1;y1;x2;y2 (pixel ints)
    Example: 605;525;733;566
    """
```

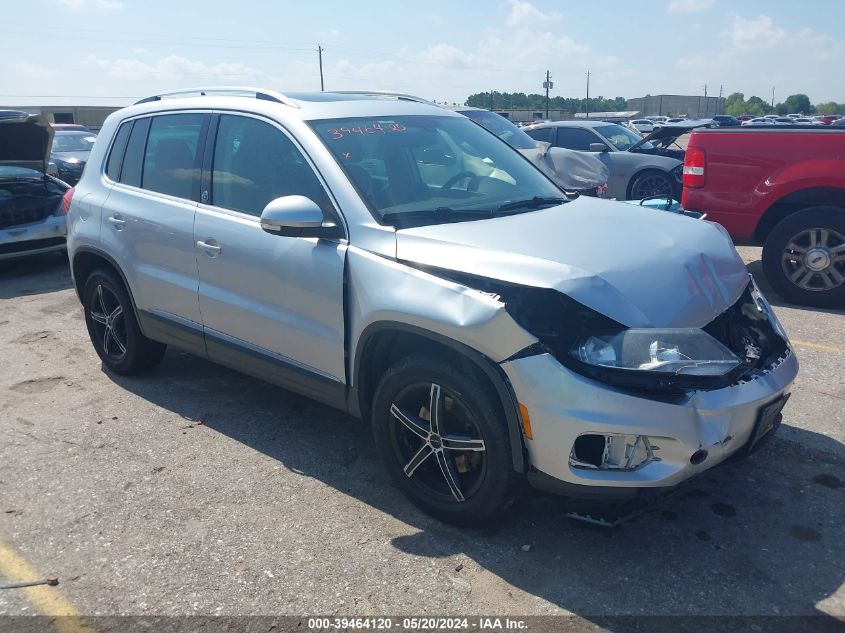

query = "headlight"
572;329;741;377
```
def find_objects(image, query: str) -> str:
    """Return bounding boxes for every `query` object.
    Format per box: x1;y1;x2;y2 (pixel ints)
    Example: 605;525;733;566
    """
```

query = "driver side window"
211;115;328;217
409;130;460;189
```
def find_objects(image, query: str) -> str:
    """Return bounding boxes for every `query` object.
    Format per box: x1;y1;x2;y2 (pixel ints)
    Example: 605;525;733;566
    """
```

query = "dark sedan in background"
50;127;97;185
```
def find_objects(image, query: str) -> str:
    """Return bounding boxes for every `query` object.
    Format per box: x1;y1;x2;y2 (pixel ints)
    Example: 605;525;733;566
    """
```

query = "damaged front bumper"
0;214;67;260
501;347;798;498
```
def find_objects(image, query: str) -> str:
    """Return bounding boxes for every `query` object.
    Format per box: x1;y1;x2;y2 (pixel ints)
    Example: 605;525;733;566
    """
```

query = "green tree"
782;93;813;115
724;92;745;116
745;96;770;116
815;101;840;115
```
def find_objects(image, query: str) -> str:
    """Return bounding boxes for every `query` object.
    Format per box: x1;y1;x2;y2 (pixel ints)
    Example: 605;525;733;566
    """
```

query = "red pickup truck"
682;127;845;308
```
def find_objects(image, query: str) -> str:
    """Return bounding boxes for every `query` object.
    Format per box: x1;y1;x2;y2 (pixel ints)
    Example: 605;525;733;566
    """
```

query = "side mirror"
259;195;338;238
588;143;608;153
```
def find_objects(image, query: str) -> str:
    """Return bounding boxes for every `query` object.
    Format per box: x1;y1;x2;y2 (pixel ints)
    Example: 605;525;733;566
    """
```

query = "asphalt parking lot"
0;247;843;629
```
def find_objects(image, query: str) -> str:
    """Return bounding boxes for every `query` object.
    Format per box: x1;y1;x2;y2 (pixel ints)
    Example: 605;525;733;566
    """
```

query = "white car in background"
627;119;655;134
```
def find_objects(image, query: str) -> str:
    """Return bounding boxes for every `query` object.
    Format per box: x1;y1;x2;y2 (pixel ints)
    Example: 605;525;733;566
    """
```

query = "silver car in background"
523;120;709;200
0;110;71;260
67;88;797;525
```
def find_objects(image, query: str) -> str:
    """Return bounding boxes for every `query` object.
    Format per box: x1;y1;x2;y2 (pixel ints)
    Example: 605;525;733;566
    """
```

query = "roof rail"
330;90;435;105
134;86;299;108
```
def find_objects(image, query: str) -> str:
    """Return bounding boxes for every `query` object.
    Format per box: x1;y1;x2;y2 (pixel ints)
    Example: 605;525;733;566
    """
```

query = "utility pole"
490;90;494;111
771;86;776;111
703;84;708;116
585;70;590;119
317;45;324;91
718;84;723;114
543;70;552;120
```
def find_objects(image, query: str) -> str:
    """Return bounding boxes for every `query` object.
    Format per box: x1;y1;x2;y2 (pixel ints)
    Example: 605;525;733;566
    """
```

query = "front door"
193;113;347;395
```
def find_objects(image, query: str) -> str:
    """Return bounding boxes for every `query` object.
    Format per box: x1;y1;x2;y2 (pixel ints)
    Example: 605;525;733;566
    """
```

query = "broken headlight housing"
573;329;741;377
405;265;788;392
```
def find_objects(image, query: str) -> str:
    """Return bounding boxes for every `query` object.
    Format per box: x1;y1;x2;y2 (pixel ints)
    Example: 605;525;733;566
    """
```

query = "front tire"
762;207;845;308
371;354;520;526
83;269;166;374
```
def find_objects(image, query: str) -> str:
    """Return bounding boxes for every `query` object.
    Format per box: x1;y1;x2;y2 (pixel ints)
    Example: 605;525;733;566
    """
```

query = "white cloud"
727;15;786;50
83;54;262;81
505;0;561;27
667;0;714;14
57;0;123;9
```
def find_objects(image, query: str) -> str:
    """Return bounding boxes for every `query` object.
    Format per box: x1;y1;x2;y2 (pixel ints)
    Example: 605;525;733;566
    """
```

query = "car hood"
0;110;53;173
629;119;712;152
395;196;749;328
51;150;90;163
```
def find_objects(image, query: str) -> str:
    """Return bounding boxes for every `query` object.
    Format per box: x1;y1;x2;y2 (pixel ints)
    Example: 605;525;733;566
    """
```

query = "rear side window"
142;114;204;199
211;114;326;216
555;128;600;151
105;121;133;182
525;126;555;143
120;117;150;188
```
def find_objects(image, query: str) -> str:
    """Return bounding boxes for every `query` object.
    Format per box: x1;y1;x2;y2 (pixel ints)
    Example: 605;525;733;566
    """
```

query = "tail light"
61;187;76;215
683;148;706;188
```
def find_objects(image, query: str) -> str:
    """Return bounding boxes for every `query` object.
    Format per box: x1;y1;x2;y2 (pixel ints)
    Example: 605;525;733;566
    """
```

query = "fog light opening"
690;449;708;465
570;433;658;471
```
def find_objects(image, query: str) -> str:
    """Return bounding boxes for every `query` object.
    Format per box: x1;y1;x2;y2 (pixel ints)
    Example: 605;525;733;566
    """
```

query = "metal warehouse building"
0;105;123;131
626;94;725;119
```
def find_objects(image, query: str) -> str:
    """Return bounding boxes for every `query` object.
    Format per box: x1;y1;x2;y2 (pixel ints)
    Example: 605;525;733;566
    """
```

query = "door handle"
196;239;221;257
107;215;125;230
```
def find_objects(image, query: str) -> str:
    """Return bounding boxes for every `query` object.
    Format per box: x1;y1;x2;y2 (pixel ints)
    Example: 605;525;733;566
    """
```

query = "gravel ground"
0;248;843;627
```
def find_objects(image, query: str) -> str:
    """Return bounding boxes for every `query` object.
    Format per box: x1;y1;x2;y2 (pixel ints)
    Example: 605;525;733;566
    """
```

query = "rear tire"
82;269;166;374
762;207;845;308
371;353;520;526
628;169;675;200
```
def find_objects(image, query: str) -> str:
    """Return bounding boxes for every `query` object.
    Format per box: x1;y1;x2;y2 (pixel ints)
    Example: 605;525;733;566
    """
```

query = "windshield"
52;131;96;153
310;115;564;227
595;124;653;151
458;110;537;150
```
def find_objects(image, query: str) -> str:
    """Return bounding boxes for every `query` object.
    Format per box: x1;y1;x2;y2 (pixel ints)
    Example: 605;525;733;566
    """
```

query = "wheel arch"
71;247;142;327
352;322;527;473
754;187;845;243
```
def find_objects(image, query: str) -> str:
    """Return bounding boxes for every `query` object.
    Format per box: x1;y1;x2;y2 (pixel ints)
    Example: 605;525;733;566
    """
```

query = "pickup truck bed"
682;126;845;308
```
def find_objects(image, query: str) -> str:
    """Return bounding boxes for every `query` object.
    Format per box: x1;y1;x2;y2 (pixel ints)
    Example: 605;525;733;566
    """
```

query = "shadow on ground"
108;348;845;631
0;252;72;299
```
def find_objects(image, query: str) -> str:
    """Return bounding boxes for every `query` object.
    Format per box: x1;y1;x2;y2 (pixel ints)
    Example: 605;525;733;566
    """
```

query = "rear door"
193;112;347;391
101;112;209;343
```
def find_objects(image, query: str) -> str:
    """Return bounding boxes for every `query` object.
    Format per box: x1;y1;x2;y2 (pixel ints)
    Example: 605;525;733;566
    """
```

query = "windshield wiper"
381;206;494;226
495;196;568;213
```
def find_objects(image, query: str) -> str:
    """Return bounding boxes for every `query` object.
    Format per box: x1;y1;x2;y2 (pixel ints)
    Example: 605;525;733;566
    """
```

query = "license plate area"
748;393;790;453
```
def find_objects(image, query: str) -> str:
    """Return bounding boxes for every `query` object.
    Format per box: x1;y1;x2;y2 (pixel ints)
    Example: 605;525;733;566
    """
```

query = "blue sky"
1;0;842;106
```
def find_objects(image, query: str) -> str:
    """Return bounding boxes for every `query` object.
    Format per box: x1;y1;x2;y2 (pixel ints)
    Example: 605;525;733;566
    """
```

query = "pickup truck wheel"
762;207;845;308
629;170;673;200
371;353;519;526
83;269;167;374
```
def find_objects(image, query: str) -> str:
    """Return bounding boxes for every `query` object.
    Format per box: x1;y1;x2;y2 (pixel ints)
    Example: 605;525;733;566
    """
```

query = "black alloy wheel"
372;354;520;525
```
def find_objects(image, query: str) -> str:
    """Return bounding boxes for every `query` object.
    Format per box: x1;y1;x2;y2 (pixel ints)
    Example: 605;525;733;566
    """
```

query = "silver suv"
67;88;798;525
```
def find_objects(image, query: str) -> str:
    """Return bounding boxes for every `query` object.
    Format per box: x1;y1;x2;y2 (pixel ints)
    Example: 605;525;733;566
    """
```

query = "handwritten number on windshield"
327;122;406;140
